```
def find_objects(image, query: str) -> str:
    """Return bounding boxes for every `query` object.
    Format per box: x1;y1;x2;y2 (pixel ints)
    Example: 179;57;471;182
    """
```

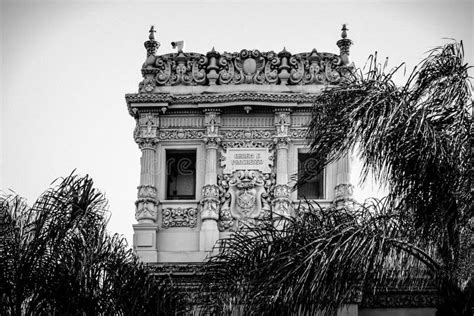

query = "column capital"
273;136;290;149
204;136;221;149
136;137;158;150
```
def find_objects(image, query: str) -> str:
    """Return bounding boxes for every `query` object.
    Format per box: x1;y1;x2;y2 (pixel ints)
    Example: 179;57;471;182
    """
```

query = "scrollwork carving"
223;128;273;140
162;207;198;228
218;171;275;231
158;129;205;140
138;48;351;89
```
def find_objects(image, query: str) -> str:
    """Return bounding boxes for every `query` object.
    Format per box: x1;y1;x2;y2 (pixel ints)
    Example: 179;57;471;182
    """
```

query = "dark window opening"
297;152;324;199
166;150;196;200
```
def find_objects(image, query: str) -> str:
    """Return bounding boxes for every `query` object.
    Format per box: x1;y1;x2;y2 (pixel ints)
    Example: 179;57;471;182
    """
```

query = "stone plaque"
221;148;272;174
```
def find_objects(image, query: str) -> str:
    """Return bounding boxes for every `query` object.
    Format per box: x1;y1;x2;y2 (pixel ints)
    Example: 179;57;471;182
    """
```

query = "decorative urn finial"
144;25;160;57
337;24;353;65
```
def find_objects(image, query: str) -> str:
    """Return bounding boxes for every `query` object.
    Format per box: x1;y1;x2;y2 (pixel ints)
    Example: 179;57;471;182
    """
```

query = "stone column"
199;110;221;251
272;110;292;226
133;111;160;263
333;152;354;208
135;140;158;223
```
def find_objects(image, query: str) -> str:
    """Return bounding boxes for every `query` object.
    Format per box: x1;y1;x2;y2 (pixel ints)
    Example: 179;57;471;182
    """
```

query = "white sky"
1;0;472;244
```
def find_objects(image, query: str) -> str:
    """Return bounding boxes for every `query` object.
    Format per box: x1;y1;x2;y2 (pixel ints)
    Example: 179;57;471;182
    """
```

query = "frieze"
289;128;307;139
221;141;274;150
138;48;352;90
158;129;205;140
162;207;198;228
221;129;273;140
159;116;204;128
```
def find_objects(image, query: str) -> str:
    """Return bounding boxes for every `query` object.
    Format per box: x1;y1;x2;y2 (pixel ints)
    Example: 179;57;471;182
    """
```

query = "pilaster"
333;152;355;208
134;110;160;261
272;109;293;226
200;110;221;251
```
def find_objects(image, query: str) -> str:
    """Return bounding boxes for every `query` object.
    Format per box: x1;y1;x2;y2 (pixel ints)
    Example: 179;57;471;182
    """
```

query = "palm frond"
201;200;438;315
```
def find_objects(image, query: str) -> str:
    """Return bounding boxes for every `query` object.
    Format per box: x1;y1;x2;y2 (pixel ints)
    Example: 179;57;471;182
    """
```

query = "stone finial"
341;24;348;39
149;25;156;40
337;24;353;65
144;25;160;57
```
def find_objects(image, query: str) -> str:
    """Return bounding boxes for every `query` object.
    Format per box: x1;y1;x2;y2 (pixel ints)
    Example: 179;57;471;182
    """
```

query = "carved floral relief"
162;207;198;228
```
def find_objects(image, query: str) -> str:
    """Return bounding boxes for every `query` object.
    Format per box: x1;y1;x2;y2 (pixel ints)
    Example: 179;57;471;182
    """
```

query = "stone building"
126;25;354;264
125;26;437;314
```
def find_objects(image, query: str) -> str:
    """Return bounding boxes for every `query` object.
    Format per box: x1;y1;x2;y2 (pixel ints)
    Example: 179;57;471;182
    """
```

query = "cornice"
126;92;318;117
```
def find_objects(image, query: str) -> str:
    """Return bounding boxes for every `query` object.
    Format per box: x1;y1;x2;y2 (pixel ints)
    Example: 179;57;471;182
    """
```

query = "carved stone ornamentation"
221;141;274;150
273;136;290;149
126;92;319;108
137;47;352;91
223;128;273;140
158;129;205;140
361;291;438;308
289;128;307;139
135;200;158;223
199;184;220;221
136;138;157;150
135;185;158;223
203;110;222;148
162;207;198;228
218;170;274;231
136;113;159;138
272;184;293;217
333;183;355;208
334;183;354;200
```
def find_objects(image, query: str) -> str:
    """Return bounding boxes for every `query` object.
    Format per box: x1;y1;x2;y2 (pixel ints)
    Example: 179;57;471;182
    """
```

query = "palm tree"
0;173;183;315
200;41;472;315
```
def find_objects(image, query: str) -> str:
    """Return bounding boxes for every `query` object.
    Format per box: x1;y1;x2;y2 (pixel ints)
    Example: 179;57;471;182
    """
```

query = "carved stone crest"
218;170;274;231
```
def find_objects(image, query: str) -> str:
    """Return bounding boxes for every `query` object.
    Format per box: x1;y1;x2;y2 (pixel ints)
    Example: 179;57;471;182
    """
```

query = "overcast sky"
1;0;472;244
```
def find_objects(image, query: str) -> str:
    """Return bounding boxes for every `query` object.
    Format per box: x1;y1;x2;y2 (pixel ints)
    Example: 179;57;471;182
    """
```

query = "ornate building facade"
125;27;437;315
126;25;354;264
